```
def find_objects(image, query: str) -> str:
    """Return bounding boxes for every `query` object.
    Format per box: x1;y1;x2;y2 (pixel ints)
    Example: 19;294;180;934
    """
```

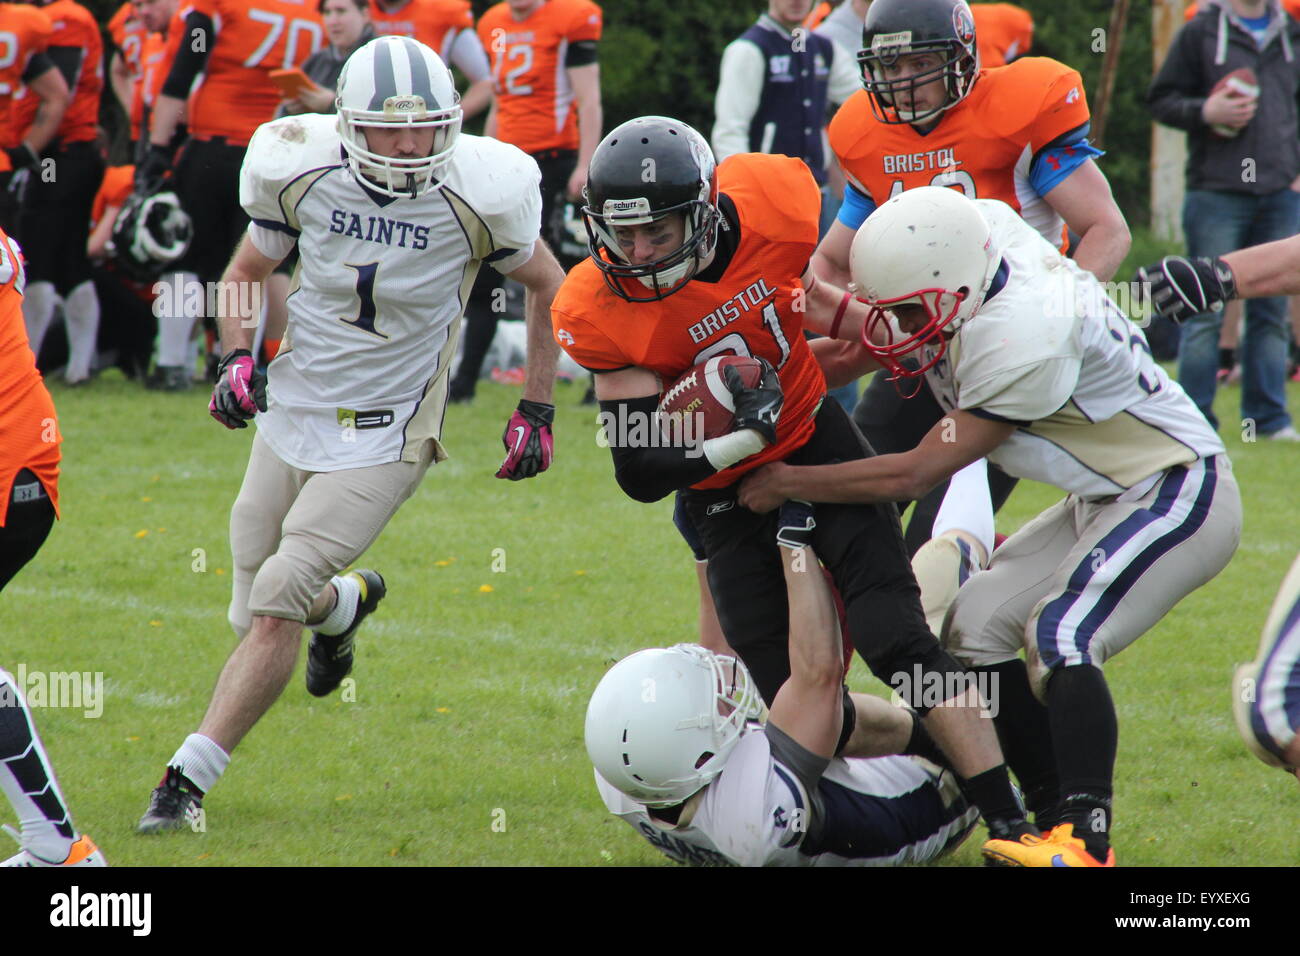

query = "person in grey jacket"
280;0;376;116
1148;0;1300;441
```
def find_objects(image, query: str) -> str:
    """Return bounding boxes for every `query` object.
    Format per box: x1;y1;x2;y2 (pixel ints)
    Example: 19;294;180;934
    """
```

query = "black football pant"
16;140;104;294
452;149;579;396
681;399;965;706
0;470;55;594
853;368;1019;557
173;137;249;285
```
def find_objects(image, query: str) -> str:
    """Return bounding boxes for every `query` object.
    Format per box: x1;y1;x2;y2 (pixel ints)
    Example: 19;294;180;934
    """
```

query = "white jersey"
596;725;977;867
240;113;542;471
917;200;1226;498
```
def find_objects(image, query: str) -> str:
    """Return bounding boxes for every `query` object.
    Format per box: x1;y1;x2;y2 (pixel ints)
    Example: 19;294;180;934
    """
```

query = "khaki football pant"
944;455;1241;699
227;431;433;635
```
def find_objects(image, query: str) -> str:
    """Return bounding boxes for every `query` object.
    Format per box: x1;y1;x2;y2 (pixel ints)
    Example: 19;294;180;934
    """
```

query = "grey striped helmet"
336;36;463;197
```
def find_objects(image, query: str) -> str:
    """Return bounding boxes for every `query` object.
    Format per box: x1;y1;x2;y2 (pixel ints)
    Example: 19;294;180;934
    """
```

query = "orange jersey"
0;3;53;150
13;0;102;145
478;0;601;154
552;154;826;490
140;25;178;118
972;3;1033;68
370;0;472;62
0;228;59;525
829;57;1092;250
91;164;135;230
1185;0;1300;19
182;0;324;144
110;2;148;138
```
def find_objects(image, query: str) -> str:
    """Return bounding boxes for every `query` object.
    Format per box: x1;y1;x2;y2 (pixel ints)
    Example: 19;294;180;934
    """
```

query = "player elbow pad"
601;396;717;503
162;12;215;99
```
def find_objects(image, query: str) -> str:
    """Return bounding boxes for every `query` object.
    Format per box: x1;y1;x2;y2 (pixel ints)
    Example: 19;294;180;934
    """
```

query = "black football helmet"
858;0;980;125
582;116;719;302
108;190;193;282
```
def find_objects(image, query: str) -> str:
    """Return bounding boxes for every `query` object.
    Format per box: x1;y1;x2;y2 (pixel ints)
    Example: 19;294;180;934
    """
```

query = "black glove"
208;349;267;429
776;499;816;550
724;357;783;446
1135;255;1238;324
134;143;174;195
4;143;39;173
496;398;555;480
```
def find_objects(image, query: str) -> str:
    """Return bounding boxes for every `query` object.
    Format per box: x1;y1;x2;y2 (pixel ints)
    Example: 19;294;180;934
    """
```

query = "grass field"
6;355;1300;867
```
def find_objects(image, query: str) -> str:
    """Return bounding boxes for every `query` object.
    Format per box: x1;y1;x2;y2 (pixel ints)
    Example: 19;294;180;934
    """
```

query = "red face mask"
860;287;967;382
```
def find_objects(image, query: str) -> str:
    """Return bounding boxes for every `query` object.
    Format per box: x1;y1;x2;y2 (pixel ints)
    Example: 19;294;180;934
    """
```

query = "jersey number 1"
341;262;388;339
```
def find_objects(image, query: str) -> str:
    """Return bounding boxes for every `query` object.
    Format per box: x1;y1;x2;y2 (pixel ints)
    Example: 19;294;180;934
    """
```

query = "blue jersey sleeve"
1029;123;1105;197
836;181;877;230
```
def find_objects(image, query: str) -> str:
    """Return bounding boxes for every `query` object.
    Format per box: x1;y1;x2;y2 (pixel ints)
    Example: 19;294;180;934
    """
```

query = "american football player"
12;0;104;386
589;501;979;867
0;225;104;867
740;186;1243;865
135;36;564;834
553;115;1040;852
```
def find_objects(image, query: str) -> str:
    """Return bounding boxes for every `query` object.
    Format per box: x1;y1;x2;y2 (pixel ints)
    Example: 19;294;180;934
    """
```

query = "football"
1208;67;1259;137
658;355;764;442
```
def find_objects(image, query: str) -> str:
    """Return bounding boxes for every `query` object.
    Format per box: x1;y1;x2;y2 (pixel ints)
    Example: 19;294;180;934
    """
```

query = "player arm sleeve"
162;10;215;99
600;395;718;504
20;51;54;85
835;179;876;230
1028;122;1105;196
449;29;491;83
712;41;763;161
1146;27;1208;132
564;39;598;68
247;222;296;260
764;724;828;844
960;356;1080;422
43;46;83;91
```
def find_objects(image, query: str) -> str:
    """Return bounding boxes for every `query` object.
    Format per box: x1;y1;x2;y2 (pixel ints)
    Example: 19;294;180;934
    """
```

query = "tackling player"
589;501;978;867
0;226;104;867
12;0;104;386
740;187;1243;865
553;115;1039;852
135;37;564;833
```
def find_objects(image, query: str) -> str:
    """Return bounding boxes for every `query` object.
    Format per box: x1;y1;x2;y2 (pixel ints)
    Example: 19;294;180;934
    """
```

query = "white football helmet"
108;190;193;282
336;36;462;198
585;644;763;808
849;185;1001;380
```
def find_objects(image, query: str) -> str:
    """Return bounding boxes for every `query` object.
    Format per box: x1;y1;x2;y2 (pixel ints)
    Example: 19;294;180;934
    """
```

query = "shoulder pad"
441;134;542;218
718;153;821;248
240;114;342;228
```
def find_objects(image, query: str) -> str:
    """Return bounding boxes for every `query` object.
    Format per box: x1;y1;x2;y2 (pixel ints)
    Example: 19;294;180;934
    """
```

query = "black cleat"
305;569;386;697
137;766;204;834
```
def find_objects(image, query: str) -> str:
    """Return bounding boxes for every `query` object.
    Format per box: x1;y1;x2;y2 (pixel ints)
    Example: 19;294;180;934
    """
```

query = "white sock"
156;271;199;368
316;574;361;636
0;669;75;863
167;733;230;795
21;280;58;359
933;457;995;560
62;280;100;381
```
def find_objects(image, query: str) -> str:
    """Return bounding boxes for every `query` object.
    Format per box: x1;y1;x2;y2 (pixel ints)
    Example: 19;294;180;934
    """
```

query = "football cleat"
305;569;387;697
1;830;107;867
982;823;1114;867
137;765;204;834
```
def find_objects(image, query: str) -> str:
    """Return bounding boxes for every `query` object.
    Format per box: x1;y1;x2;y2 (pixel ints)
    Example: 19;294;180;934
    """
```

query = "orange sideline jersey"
0;229;59;525
91;164;135;230
181;0;323;144
13;0;102;145
370;0;472;62
1185;0;1300;19
551;153;826;490
140;24;178;118
478;0;600;154
803;1;831;30
829;57;1090;250
972;3;1032;68
109;2;147;138
0;3;53;150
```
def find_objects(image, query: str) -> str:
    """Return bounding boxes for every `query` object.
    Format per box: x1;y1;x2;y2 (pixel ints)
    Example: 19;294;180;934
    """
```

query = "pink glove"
209;349;267;429
496;399;554;479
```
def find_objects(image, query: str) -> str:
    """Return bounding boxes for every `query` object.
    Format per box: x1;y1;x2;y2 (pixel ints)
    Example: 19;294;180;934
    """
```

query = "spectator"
1149;0;1300;441
369;0;493;119
280;0;377;116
